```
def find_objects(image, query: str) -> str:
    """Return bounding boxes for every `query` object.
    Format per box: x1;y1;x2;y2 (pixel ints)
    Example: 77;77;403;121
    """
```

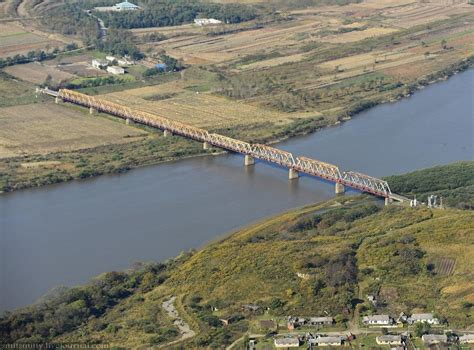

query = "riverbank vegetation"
1;162;473;346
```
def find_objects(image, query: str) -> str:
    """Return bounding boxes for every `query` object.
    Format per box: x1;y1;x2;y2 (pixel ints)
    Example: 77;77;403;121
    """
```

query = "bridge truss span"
41;88;406;201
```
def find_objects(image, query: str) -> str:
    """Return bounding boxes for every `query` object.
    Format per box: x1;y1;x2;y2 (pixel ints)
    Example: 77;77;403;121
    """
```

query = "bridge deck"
40;88;408;201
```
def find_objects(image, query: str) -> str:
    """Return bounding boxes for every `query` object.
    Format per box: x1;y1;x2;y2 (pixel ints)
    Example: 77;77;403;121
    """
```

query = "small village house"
309;336;343;346
107;66;125;75
422;334;447;344
113;0;140;11
408;313;439;324
363;314;393;326
376;335;402;346
92;59;108;69
274;337;300;348
309;316;334;326
194;18;222;26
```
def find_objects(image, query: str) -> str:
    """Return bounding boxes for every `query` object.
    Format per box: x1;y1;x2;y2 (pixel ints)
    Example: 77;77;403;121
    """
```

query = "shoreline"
0;58;472;195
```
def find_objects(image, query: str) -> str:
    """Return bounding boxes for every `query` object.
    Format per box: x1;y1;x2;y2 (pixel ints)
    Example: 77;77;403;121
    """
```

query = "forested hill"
1;162;473;347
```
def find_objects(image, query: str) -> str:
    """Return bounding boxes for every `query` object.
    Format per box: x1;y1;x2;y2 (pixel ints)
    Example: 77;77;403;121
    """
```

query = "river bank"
0;57;472;193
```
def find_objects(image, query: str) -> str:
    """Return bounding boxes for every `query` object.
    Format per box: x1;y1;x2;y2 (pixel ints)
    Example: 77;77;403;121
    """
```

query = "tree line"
98;0;258;29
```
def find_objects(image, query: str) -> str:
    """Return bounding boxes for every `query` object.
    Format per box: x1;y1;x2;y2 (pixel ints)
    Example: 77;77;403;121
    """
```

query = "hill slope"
1;162;473;348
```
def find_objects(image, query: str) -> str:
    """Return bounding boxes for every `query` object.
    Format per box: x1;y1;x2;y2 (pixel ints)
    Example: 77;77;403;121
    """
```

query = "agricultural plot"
4;62;76;84
101;81;315;130
0;22;61;58
0;102;147;158
434;257;456;276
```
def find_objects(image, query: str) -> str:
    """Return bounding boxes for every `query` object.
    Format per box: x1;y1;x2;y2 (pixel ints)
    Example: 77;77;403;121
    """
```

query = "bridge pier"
335;183;345;194
385;197;393;206
288;168;299;180
244;155;255;166
89;107;96;115
126;118;132;125
203;142;210;150
55;97;61;104
163;130;173;137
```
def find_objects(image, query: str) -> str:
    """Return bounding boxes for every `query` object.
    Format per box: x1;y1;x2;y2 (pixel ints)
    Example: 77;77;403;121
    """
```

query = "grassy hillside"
1;162;473;347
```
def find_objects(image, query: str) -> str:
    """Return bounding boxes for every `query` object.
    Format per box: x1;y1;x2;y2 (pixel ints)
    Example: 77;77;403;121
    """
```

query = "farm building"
459;334;474;344
363;314;393;325
376;335;402;345
194;18;222;26
422;334;447;344
408;313;439;324
274;337;300;348
309;317;334;325
107;66;125;75
92;59;108;69
308;336;343;346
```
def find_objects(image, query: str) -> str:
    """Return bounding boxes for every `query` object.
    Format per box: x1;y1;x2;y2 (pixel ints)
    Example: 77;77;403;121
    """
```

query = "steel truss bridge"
39;88;408;203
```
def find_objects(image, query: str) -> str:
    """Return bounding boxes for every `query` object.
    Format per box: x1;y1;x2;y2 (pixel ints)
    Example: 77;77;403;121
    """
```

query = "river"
1;69;473;312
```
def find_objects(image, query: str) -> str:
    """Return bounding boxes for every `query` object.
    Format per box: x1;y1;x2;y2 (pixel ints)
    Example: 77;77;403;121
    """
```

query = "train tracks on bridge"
38;87;409;203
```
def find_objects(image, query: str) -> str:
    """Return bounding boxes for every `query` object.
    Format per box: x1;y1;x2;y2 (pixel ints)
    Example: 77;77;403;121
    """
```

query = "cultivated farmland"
0;102;147;158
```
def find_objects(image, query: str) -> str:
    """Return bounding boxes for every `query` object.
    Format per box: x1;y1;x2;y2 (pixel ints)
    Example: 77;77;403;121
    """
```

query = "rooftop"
114;1;139;9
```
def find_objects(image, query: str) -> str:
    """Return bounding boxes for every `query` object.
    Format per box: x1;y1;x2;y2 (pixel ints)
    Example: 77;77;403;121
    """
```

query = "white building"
107;66;125;75
274;337;300;348
194;18;222;26
363;314;393;326
92;59;108;69
106;55;116;62
408;313;439;324
459;334;474;344
376;335;402;345
422;334;447;344
113;0;140;11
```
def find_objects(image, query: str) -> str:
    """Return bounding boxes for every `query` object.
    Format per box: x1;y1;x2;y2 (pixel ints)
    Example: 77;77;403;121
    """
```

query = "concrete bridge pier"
164;130;173;137
126;118;133;125
89;107;96;115
335;183;345;194
385;197;393;206
203;142;210;150
55;97;61;104
288;168;299;180
244;155;255;166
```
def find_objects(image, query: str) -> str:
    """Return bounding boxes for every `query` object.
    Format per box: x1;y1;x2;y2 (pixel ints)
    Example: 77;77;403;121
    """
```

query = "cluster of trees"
99;0;258;29
96;28;144;60
0;263;168;343
39;4;100;45
0;44;78;69
143;54;183;76
384;161;474;209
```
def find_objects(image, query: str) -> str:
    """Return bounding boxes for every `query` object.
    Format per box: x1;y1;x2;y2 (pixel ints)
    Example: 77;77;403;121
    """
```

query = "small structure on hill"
95;0;140;12
308;336;343;346
363;314;393;326
107;66;125;75
376;335;402;345
422;334;447;345
408;313;439;325
92;59;108;69
194;18;222;26
274;337;300;348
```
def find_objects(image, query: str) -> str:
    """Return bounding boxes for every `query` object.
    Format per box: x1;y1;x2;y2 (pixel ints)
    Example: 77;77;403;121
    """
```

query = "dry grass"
4;62;76;84
0;22;61;57
0;102;147;158
321;27;399;44
101;82;316;130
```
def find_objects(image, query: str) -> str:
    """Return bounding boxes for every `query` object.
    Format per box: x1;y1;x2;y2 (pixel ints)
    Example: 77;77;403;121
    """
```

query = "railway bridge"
39;88;409;204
